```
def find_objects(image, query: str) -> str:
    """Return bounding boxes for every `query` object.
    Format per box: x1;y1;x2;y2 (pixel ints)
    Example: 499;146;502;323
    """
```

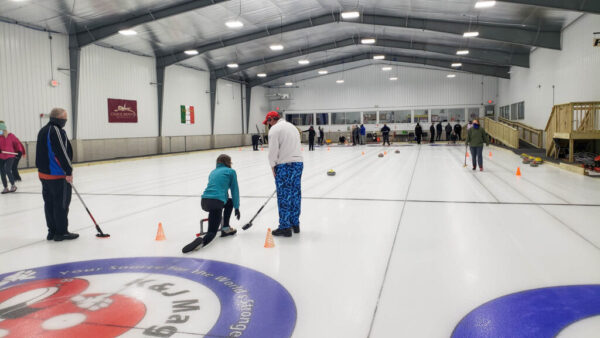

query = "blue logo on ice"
0;257;296;338
452;285;600;337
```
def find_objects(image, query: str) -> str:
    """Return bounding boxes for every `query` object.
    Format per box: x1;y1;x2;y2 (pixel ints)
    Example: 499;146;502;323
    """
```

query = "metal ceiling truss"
249;52;510;87
213;36;528;78
496;0;600;14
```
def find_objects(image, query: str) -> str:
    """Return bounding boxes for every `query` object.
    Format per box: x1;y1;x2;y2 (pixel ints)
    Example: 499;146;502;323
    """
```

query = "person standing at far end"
360;124;366;145
264;111;303;237
454;123;462;141
302;126;316;151
381;124;391;146
251;134;260;151
445;123;452;142
0;122;25;193
36;108;78;241
429;123;435;144
415;123;423;144
436;121;442;141
319;126;325;145
466;119;489;171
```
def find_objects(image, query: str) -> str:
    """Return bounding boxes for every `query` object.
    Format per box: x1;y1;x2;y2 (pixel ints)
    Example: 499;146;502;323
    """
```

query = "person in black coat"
454;123;462;141
303;126;317;151
429;124;435;143
318;127;325;145
445;123;452;141
251;134;260;151
352;125;359;146
436;122;443;141
415;123;423;144
381;124;391;146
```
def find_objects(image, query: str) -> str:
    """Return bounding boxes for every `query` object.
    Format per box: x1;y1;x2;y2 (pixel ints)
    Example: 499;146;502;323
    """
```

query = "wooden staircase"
498;117;544;149
545;102;600;162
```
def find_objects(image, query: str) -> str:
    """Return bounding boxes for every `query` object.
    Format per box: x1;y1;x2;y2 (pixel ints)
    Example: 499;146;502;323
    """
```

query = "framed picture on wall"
108;98;138;123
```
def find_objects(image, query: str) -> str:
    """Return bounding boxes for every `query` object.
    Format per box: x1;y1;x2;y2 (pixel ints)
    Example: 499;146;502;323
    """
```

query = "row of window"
499;101;525;120
285;108;481;126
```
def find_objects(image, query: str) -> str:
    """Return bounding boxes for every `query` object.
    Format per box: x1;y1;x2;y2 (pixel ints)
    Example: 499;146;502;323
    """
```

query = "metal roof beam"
496;0;600;14
249;53;510;87
75;0;230;47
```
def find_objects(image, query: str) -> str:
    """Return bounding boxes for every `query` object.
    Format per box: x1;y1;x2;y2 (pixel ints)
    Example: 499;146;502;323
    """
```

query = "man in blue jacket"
360;124;366;145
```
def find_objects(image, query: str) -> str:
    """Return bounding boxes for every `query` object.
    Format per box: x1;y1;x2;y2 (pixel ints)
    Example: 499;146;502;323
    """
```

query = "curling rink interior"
2;143;600;337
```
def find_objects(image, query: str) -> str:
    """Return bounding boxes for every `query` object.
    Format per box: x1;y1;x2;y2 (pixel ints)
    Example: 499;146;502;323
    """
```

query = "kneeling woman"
183;154;240;253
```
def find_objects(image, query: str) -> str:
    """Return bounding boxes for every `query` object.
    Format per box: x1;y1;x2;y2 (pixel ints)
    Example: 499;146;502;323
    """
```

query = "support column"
156;65;165;137
68;35;81;140
210;73;217;135
245;85;252;134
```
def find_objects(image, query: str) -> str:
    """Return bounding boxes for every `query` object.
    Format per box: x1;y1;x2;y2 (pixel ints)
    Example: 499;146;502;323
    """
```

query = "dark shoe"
1;188;8;194
292;225;300;234
272;228;292;237
9;185;17;193
220;227;237;237
182;237;204;253
54;233;79;241
47;232;55;240
472;167;476;171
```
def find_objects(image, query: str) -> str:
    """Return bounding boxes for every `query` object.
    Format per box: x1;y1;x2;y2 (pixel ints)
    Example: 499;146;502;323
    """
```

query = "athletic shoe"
9;186;17;193
47;232;55;240
272;228;292;237
182;237;204;253
472;167;476;171
292;225;300;234
221;227;237;237
1;188;8;194
53;232;79;241
480;167;484;171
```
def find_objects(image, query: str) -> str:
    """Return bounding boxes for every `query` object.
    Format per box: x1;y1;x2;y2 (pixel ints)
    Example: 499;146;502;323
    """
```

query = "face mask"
474;124;480;129
50;117;67;128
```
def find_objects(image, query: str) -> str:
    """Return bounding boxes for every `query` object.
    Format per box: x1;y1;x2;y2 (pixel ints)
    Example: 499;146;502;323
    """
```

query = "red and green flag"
180;105;195;124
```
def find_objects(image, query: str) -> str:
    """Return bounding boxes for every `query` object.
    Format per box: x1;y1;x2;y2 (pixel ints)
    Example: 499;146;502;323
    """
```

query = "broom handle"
248;190;277;223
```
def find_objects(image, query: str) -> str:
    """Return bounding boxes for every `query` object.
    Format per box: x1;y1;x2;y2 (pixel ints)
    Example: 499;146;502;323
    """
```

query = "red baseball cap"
263;111;280;125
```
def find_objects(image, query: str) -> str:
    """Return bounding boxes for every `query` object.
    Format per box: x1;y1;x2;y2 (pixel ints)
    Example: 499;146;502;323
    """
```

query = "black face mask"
50;117;67;129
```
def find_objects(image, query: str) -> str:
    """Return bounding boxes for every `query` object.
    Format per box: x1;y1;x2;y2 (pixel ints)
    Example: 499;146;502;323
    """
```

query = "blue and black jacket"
36;121;73;179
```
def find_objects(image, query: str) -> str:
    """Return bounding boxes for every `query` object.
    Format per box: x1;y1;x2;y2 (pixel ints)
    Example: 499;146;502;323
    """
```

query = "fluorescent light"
227;63;239;68
318;70;328;75
475;1;496;8
118;29;137;36
463;31;479;38
382;66;392;71
298;59;310;65
389;77;398;81
373;55;385;60
225;20;244;28
361;38;376;44
285;82;293;86
447;74;456;78
257;73;267;78
457;50;470;55
341;11;360;19
270;44;284;51
336;79;345;84
451;63;462;67
184;50;199;55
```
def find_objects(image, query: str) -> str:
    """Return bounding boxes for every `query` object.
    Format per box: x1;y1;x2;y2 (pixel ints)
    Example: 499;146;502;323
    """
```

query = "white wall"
280;64;498;112
162;65;211;136
498;14;600;129
78;44;158;139
248;86;270;134
0;22;72;141
213;79;244;135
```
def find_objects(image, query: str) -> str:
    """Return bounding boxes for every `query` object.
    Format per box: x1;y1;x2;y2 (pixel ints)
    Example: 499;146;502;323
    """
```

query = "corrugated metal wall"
162;65;211;136
78;44;158;140
498;14;600;129
0;22;72;141
248;86;270;133
213;79;244;135
280;64;498;112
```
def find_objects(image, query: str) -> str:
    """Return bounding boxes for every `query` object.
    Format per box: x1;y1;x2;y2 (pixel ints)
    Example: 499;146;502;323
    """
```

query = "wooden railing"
545;102;600;157
498;117;544;148
483;117;519;149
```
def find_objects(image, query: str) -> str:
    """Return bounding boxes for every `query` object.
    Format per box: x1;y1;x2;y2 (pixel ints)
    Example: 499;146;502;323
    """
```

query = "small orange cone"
489;151;492;158
264;228;275;248
466;152;470;158
516;167;522;177
384;151;387;155
260;147;264;151
327;147;330;151
361;151;365;155
155;222;166;241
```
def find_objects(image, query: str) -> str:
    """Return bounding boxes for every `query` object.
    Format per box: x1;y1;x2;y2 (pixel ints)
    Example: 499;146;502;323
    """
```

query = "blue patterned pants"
274;162;303;229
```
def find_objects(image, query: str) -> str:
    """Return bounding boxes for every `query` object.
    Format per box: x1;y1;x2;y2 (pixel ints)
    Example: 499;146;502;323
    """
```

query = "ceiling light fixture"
270;44;284;51
225;20;244;28
341;11;360;19
336;79;345;84
447;74;456;78
463;31;480;38
389;77;398;81
457;50;470;55
361;38;376;44
451;63;462;67
382;66;392;71
475;1;496;8
227;63;239;68
184;50;199;55
318;70;328;75
118;29;137;36
257;73;267;77
298;59;310;65
285;82;293;86
373;55;385;60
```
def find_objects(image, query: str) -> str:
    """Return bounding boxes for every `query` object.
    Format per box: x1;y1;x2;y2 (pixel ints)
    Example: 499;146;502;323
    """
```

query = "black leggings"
201;198;233;247
308;138;315;151
12;153;21;180
382;134;390;146
0;158;15;188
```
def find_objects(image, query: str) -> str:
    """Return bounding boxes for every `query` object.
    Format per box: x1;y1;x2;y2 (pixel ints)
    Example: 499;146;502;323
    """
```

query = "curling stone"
327;169;336;176
395;150;400;154
378;153;384;158
530;160;540;167
522;158;531;164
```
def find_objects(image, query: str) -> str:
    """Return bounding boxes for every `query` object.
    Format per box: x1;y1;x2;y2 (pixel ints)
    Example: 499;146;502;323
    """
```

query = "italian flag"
180;105;195;124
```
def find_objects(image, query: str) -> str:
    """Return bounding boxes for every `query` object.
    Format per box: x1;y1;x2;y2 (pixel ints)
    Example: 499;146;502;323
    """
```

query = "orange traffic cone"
327;147;330;151
466;151;470;158
264;228;275;248
489;151;492;158
384;151;387;155
260;147;264;151
155;222;166;241
516;167;522;177
361;151;365;155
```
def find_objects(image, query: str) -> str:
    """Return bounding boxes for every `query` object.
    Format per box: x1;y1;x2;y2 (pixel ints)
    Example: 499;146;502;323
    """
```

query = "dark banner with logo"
108;98;138;123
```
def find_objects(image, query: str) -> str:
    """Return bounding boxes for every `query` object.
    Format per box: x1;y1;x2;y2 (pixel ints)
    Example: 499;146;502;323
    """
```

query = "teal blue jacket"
201;163;240;209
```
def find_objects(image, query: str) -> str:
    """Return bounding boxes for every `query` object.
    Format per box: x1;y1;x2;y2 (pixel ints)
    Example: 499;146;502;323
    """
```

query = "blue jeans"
275;162;303;229
470;146;483;168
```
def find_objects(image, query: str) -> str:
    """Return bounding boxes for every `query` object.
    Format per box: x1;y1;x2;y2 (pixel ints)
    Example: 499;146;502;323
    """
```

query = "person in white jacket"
263;111;303;237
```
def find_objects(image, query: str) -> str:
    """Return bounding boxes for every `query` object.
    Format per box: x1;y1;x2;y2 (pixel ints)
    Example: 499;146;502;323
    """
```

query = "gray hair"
50;108;67;118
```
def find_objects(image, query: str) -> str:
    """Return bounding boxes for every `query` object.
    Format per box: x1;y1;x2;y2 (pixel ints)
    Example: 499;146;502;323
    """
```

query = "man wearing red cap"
263;111;303;237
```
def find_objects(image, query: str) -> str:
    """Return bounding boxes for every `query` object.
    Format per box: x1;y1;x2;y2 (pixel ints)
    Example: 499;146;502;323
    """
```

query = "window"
517;101;525;120
363;112;377;124
414;109;429;123
346;112;361;124
285;113;313;126
431;109;449;122
499;105;510;119
468;107;480;122
448;108;465;122
395;110;412;123
316;113;329;125
331;112;360;125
